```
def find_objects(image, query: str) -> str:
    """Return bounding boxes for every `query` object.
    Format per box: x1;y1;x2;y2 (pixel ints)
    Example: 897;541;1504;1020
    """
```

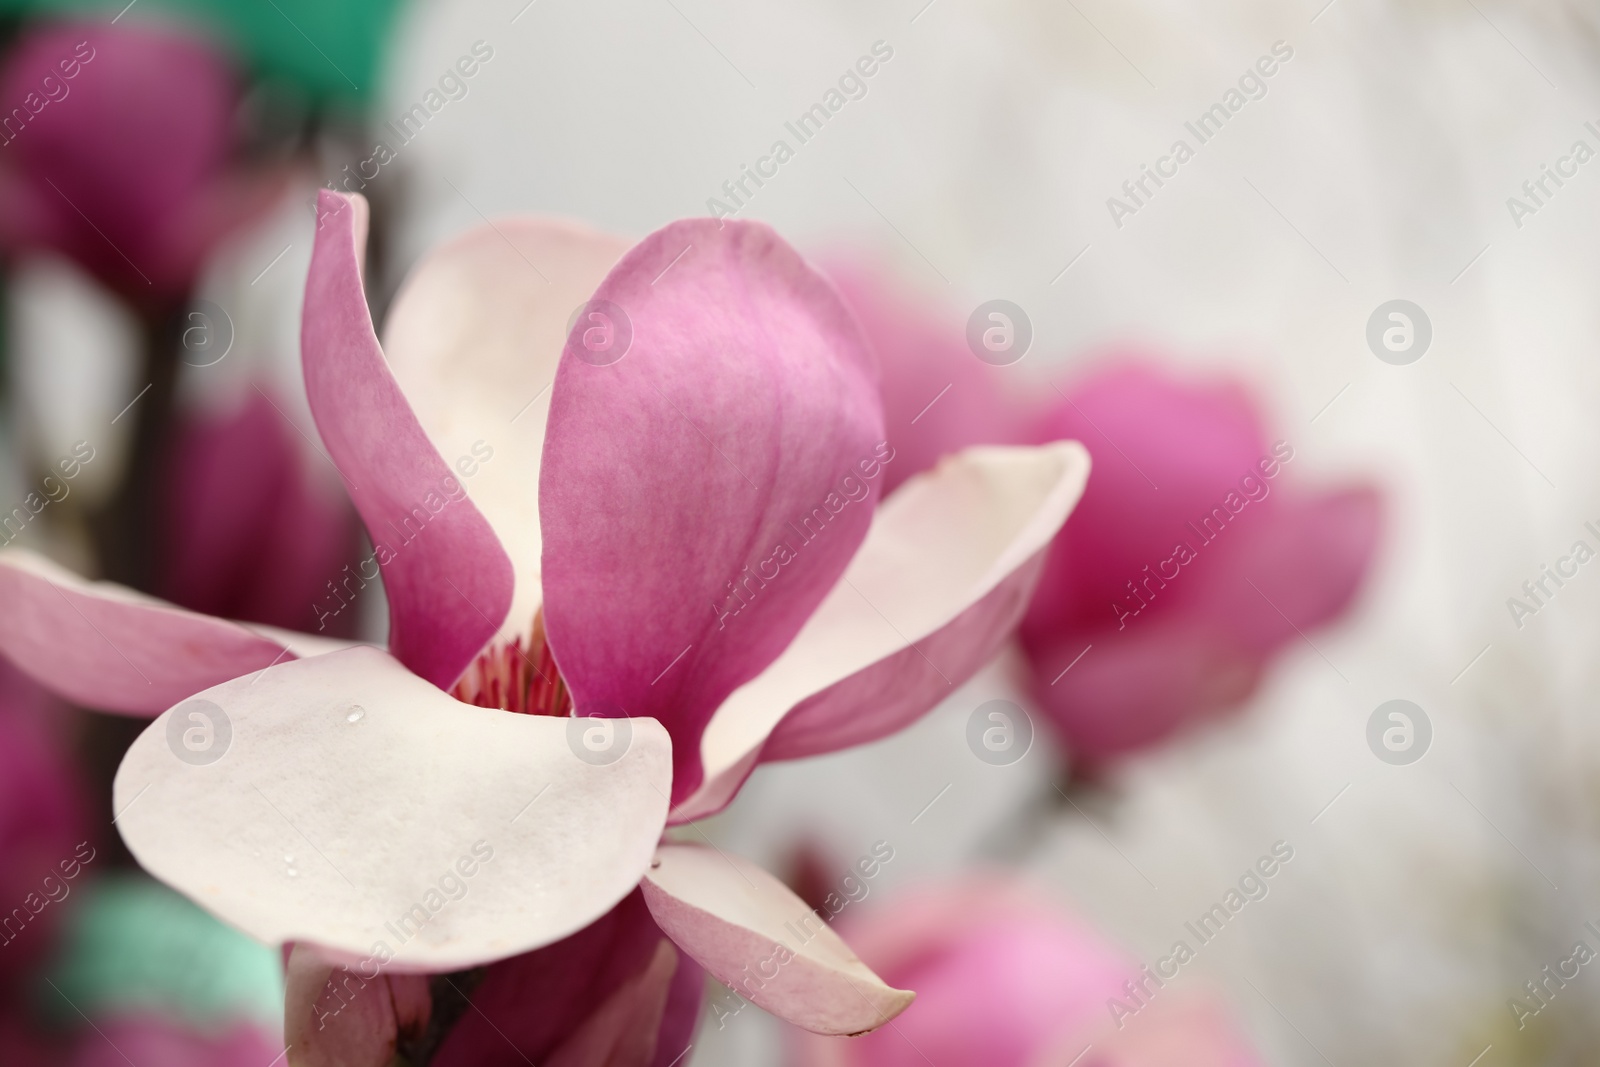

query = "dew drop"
347;706;366;724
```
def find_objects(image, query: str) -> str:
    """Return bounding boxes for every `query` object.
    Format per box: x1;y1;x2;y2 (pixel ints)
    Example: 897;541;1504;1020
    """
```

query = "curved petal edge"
0;548;299;715
114;645;671;971
641;842;912;1036
303;190;514;690
674;442;1089;822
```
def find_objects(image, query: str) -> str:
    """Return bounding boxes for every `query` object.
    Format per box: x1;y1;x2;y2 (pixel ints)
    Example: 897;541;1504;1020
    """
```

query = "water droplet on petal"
347;706;366;723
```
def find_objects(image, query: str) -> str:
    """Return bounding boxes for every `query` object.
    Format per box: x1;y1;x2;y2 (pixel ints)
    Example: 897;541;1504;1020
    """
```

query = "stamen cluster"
450;612;571;717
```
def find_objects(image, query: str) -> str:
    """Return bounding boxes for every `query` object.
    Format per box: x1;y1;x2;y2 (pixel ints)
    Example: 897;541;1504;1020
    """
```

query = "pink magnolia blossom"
0;192;1089;1063
823;261;1380;764
0;660;87;988
155;388;359;635
1018;362;1381;764
789;878;1266;1067
0;21;278;305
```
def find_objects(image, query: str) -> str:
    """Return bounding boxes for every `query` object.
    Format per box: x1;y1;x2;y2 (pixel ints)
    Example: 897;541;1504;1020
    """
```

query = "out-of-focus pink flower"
0;660;87;988
818;260;1383;765
1019;361;1382;764
826;260;1029;494
156;389;359;636
790;878;1266;1067
68;1016;281;1067
0;20;277;306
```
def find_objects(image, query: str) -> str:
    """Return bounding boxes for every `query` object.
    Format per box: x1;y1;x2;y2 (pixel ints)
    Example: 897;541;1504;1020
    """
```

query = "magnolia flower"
1018;362;1381;764
0;21;276;306
818;260;1381;764
156;388;359;635
0;191;1087;1062
789;878;1266;1067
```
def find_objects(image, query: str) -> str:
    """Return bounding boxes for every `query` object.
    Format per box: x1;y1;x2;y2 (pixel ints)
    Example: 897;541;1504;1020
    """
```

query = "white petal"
641;843;912;1036
381;219;629;638
114;646;670;971
676;442;1089;822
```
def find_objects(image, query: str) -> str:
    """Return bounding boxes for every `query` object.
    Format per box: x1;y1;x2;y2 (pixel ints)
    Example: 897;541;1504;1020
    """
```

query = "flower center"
450;611;572;717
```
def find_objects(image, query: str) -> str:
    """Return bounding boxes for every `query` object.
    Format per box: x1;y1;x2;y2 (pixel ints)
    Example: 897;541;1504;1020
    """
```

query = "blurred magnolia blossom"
0;191;1090;1064
830;262;1382;766
789;877;1265;1067
155;386;358;635
1017;362;1381;765
0;660;87;989
0;19;279;308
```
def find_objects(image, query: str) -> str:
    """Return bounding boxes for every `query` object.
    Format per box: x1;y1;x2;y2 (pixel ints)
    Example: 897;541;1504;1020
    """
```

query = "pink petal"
302;191;515;690
434;890;702;1067
1022;360;1269;636
826;259;1031;494
0;22;254;300
640;843;913;1036
0;660;86;980
1025;618;1263;763
156;387;359;635
114;646;672;970
383;217;629;640
1189;485;1383;655
674;443;1089;823
545;940;680;1067
1025;486;1380;764
788;878;1134;1067
285;943;431;1067
540;219;883;805
0;549;301;716
1042;987;1268;1067
649;935;705;1067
